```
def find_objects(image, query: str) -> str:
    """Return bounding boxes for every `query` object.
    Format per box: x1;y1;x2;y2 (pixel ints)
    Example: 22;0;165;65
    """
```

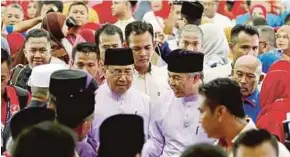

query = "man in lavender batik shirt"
142;49;213;157
91;48;151;145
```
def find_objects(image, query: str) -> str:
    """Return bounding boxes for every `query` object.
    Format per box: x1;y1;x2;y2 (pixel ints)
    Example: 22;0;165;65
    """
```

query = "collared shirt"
76;141;97;157
243;89;260;122
216;119;290;157
142;91;213;157
114;17;135;37
91;82;151;143
132;64;170;103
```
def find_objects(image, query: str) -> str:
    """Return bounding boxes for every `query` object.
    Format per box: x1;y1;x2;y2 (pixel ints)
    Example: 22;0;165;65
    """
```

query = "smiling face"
128;31;154;69
167;71;200;98
24;37;51;68
106;65;133;95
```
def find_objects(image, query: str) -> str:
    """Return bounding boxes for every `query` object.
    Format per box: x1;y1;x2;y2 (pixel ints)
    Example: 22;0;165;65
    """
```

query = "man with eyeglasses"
142;49;212;157
95;24;124;85
91;48;151;146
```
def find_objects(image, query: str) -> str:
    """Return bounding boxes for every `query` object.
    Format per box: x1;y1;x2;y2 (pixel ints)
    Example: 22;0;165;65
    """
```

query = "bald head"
235;55;262;75
233;55;262;97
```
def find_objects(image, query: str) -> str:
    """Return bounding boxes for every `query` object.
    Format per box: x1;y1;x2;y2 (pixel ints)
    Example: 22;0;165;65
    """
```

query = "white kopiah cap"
30;64;68;88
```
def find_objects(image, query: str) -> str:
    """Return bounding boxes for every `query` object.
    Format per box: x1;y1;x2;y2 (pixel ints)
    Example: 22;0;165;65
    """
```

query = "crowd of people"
1;0;290;157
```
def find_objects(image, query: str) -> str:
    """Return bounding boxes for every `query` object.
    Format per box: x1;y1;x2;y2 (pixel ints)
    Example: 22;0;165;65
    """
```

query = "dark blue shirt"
243;89;260;122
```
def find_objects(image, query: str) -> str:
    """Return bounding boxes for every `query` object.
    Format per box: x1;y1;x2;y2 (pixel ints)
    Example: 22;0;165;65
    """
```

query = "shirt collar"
243;89;259;107
216;118;256;148
182;94;199;104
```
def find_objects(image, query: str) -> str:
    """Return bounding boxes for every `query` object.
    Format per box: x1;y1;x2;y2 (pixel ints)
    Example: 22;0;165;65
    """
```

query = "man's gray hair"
256;25;275;47
178;24;204;41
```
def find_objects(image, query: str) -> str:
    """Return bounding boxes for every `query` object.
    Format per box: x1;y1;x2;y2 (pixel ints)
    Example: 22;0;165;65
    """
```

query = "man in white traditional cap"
29;64;67;107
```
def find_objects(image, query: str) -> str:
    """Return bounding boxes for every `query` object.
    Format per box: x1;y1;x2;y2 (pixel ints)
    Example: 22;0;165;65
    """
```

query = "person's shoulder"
277;142;290;157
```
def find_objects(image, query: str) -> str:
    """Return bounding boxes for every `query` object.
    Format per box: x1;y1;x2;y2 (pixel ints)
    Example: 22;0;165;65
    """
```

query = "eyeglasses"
108;69;133;77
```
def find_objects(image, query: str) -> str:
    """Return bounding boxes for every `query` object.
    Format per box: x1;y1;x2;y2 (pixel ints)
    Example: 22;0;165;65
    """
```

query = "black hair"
233;129;279;157
72;42;100;61
181;143;227;157
95;24;123;51
1;48;11;67
125;21;154;44
285;13;290;25
231;24;259;44
25;28;51;44
68;1;88;14
253;17;267;26
198;78;245;118
42;0;63;13
12;121;76;157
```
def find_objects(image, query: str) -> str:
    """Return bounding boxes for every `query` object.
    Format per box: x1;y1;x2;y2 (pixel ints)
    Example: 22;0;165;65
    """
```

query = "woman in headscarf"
276;25;290;60
250;4;267;19
199;23;229;68
256;62;290;143
41;12;70;64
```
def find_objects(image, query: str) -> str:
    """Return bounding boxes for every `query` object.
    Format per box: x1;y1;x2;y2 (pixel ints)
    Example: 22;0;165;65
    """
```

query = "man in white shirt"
125;21;170;102
112;0;137;36
201;0;232;28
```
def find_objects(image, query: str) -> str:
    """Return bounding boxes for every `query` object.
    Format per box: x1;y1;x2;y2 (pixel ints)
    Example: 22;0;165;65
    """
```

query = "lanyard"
1;98;11;147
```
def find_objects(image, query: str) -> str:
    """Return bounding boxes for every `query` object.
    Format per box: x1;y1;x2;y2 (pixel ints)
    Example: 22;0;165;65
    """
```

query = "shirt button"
184;123;189;128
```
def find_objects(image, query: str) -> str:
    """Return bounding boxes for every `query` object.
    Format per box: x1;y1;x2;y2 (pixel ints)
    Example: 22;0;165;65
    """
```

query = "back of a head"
98;114;145;157
181;143;227;157
198;78;245;118
12;121;76;157
233;129;279;157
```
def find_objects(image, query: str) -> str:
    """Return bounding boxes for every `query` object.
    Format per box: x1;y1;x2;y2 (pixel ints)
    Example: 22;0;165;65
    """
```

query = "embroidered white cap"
30;64;68;88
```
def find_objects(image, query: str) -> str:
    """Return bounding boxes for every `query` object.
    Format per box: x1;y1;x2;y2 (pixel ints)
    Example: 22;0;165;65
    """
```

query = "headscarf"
199;23;229;67
6;32;25;58
260;70;290;108
257;70;290;142
42;12;69;64
79;29;95;44
42;12;66;42
250;4;267;18
268;60;290;73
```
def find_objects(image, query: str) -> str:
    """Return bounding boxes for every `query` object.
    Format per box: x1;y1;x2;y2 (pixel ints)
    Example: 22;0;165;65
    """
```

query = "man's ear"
216;105;227;122
259;73;265;84
229;42;234;51
123;42;128;48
